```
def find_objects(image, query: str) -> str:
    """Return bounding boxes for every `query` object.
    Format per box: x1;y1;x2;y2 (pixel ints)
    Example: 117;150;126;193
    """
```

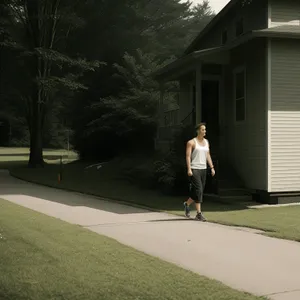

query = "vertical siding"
224;39;267;190
270;39;300;192
194;0;267;51
269;0;300;27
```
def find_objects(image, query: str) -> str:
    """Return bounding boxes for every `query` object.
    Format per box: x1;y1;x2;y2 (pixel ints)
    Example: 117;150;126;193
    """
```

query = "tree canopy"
0;0;215;163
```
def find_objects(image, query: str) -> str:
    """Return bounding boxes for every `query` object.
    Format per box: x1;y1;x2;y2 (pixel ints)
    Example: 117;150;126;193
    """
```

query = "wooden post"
195;64;202;124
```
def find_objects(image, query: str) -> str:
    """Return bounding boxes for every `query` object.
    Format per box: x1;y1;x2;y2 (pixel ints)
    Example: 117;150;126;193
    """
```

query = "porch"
153;47;252;199
154;47;229;160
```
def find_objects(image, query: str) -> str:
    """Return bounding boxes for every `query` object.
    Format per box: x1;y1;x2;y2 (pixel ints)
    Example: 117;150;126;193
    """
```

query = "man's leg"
185;170;203;218
195;169;207;221
184;198;193;218
184;176;195;217
195;202;201;214
186;198;194;206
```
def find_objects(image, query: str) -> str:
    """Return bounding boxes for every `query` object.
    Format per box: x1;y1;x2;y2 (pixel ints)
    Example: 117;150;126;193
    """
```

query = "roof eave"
252;30;300;39
152;52;196;82
184;0;239;55
152;47;231;82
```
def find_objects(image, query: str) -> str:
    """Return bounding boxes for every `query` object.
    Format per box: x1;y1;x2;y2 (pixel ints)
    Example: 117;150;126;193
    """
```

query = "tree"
139;0;215;59
71;0;214;160
185;0;215;45
2;0;103;167
77;49;177;158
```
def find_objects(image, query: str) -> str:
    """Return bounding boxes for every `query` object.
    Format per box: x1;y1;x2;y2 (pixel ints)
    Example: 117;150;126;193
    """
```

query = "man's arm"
206;140;214;169
186;140;193;172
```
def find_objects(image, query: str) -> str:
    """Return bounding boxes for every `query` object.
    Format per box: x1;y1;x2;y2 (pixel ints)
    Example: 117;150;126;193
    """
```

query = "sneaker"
195;212;207;222
183;202;191;218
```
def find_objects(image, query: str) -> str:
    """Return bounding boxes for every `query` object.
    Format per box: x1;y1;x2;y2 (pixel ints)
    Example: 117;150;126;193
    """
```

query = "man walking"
184;123;215;221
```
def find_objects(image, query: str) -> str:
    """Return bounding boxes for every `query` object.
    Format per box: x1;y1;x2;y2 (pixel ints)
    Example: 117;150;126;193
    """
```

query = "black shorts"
189;169;207;203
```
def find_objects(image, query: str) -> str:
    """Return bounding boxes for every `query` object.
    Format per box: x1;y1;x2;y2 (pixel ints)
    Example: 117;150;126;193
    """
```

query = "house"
153;0;300;204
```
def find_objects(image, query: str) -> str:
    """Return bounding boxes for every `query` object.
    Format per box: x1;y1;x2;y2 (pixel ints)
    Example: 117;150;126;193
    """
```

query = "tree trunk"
28;88;45;168
28;119;44;168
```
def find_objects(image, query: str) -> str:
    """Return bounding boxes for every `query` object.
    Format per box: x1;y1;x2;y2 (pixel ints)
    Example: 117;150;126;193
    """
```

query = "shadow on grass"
2;171;149;215
0;160;28;169
0;148;253;217
5;160;254;217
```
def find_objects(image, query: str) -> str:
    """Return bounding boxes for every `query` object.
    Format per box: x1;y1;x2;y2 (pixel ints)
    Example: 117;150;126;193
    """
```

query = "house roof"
153;30;256;81
253;25;300;38
152;46;228;81
153;25;300;82
184;0;239;54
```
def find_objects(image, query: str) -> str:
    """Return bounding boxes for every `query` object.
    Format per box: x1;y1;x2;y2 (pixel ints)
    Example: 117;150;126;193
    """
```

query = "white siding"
224;39;267;190
270;39;300;192
269;0;300;27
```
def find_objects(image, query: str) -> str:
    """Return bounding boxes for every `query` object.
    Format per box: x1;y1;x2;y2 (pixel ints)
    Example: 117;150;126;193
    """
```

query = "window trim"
233;65;246;123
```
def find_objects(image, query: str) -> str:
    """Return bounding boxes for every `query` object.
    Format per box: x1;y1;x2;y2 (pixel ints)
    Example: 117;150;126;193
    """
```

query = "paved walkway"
1;170;300;300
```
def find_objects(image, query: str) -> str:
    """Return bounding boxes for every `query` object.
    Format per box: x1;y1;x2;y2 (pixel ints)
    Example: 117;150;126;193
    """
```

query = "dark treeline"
0;0;214;166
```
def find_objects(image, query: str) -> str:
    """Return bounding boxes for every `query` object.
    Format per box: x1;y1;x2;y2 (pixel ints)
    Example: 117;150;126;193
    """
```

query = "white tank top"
190;138;209;170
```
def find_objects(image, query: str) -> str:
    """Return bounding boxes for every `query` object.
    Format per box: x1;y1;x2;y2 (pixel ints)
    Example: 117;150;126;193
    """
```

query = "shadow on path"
0;171;253;217
0;172;150;215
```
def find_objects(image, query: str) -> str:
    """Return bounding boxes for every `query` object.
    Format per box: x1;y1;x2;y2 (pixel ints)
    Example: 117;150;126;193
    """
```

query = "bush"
154;124;195;195
117;153;158;190
124;162;157;189
107;124;195;196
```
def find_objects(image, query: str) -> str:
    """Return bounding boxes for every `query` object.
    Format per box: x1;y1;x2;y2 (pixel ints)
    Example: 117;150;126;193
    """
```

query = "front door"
202;79;220;194
201;79;220;156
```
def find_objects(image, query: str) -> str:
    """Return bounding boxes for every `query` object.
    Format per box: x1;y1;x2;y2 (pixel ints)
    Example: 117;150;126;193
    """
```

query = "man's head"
195;122;206;137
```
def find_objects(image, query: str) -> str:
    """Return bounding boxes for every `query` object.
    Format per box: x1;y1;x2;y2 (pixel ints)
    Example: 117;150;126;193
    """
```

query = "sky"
191;0;231;14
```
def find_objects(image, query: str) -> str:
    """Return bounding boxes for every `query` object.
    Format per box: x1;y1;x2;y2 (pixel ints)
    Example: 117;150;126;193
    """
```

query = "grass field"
0;147;78;169
9;155;300;242
0;199;265;300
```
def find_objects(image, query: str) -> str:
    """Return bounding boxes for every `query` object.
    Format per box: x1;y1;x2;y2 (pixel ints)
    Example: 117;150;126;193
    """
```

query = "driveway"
1;170;300;300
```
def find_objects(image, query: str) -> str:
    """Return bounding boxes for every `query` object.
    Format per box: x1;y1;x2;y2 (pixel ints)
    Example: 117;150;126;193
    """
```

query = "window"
235;18;244;37
234;67;246;122
222;29;228;44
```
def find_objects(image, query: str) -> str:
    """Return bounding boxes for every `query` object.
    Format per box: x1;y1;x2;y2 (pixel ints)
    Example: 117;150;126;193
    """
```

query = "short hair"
195;122;206;131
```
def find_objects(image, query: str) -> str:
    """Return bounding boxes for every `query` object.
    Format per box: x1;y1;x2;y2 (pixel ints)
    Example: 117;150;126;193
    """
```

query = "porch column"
195;63;202;124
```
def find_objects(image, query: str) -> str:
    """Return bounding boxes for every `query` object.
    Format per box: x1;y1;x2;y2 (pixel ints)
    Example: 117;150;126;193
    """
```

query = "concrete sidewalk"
1;170;300;300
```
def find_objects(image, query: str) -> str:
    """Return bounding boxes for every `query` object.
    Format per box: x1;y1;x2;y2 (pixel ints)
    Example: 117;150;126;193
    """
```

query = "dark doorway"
201;79;220;194
201;80;220;155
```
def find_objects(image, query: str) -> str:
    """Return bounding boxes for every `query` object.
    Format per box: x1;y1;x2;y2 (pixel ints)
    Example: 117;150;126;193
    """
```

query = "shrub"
118;153;158;189
113;124;195;195
154;124;195;195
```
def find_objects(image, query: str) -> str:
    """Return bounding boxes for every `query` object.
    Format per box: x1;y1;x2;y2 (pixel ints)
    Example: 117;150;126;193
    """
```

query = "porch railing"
180;108;195;127
157;107;195;140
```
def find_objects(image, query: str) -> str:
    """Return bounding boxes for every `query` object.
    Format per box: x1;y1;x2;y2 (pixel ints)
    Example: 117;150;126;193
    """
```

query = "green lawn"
0;147;78;169
9;158;300;242
0;199;265;300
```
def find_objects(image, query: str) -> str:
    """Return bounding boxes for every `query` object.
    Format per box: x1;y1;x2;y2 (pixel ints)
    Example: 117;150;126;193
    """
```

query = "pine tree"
86;49;178;153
